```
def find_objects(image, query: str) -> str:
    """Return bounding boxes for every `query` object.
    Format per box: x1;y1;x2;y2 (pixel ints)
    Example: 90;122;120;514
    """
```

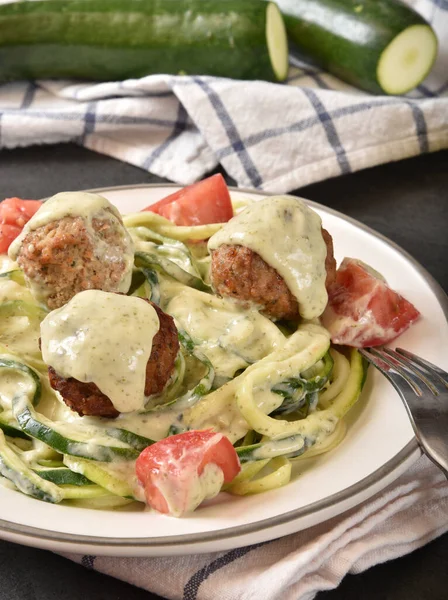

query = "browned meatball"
210;244;299;320
144;303;180;398
16;213;131;310
322;228;337;288
48;302;179;418
210;229;336;321
48;368;121;419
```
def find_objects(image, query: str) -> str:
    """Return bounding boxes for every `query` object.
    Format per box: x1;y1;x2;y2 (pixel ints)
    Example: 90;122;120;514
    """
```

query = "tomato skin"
136;429;240;515
142;174;233;227
1;198;42;225
0;223;22;254
322;258;420;347
0;197;43;253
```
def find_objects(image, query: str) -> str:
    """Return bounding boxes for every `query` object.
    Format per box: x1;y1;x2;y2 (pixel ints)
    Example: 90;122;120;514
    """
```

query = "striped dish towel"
0;0;447;193
63;456;448;600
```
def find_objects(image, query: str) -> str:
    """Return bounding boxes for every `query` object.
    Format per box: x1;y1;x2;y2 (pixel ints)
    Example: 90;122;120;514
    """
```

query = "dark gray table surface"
0;145;447;600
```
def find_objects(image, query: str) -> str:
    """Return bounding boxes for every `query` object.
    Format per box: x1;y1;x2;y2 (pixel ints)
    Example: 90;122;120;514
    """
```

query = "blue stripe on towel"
82;101;97;138
143;103;189;170
183;542;268;600
217;98;403;162
194;77;263;188
81;555;96;570
301;87;351;174
407;103;429;153
20;82;38;109
430;0;448;11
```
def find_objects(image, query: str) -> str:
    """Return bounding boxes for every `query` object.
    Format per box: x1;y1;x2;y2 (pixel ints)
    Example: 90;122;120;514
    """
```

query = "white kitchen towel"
64;455;448;600
0;0;447;192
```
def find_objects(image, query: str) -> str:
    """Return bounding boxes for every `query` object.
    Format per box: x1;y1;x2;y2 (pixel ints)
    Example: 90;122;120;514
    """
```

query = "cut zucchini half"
378;25;438;95
266;2;289;82
277;0;438;94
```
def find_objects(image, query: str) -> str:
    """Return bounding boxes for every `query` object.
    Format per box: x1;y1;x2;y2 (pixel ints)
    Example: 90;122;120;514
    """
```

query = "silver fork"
359;347;448;478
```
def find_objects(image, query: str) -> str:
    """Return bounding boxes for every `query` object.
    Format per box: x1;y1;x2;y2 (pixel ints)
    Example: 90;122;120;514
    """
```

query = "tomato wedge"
136;429;240;516
322;258;420;347
0;223;22;254
143;174;233;226
0;197;43;254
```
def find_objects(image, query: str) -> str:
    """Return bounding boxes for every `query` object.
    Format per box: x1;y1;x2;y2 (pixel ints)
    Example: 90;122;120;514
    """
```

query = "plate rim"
0;183;446;551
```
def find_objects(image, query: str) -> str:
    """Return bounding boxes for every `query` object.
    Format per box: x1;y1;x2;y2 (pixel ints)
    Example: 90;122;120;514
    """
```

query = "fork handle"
397;390;448;477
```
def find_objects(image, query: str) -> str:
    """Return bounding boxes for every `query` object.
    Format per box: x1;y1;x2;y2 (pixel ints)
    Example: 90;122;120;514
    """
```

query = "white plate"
1;185;447;557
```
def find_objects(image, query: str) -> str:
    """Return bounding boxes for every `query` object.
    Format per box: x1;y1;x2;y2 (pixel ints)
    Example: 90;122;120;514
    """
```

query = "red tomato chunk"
142;174;233;227
322;258;420;347
136;429;240;516
0;197;43;253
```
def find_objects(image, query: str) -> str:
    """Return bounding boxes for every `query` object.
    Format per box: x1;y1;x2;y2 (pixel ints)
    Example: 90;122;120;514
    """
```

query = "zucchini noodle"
319;349;351;408
229;457;291;496
0;197;367;512
124;211;223;241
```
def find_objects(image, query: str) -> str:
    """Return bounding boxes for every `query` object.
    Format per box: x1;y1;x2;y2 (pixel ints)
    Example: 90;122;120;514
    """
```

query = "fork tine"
396;348;448;387
366;348;425;396
359;348;423;396
381;348;441;395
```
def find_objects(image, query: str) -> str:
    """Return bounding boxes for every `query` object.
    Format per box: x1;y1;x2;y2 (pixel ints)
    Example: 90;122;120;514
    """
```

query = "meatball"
322;228;337;288
15;213;132;310
48;302;179;418
210;228;337;321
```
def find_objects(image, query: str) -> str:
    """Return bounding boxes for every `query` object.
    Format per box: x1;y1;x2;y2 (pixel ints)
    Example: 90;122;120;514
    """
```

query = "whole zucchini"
0;0;288;82
276;0;438;94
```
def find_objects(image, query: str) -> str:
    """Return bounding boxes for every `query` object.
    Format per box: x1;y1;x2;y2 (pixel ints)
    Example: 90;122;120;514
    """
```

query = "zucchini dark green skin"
0;431;63;502
0;417;30;440
0;0;281;82
12;399;140;462
105;427;154;452
34;467;94;486
0;456;60;502
135;251;209;292
276;0;433;94
1;358;147;459
236;435;306;463
0;358;42;406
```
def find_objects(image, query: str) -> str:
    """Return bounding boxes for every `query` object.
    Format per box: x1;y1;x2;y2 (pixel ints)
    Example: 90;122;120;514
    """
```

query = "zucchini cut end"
377;24;438;95
266;2;289;82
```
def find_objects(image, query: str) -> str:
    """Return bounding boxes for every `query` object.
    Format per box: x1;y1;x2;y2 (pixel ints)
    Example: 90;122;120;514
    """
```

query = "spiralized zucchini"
0;202;367;510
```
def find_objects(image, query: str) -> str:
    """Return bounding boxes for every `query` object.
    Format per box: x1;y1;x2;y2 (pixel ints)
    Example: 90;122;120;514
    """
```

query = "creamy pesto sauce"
114;409;181;442
162;279;285;379
0;316;40;357
208;195;328;319
183;373;259;444
40;290;160;413
0;278;34;305
104;459;146;503
21;440;61;465
0;255;18;274
252;383;285;415
7;388;128;450
0;279;42;356
252;436;305;460
8;192;135;300
0;360;36;410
